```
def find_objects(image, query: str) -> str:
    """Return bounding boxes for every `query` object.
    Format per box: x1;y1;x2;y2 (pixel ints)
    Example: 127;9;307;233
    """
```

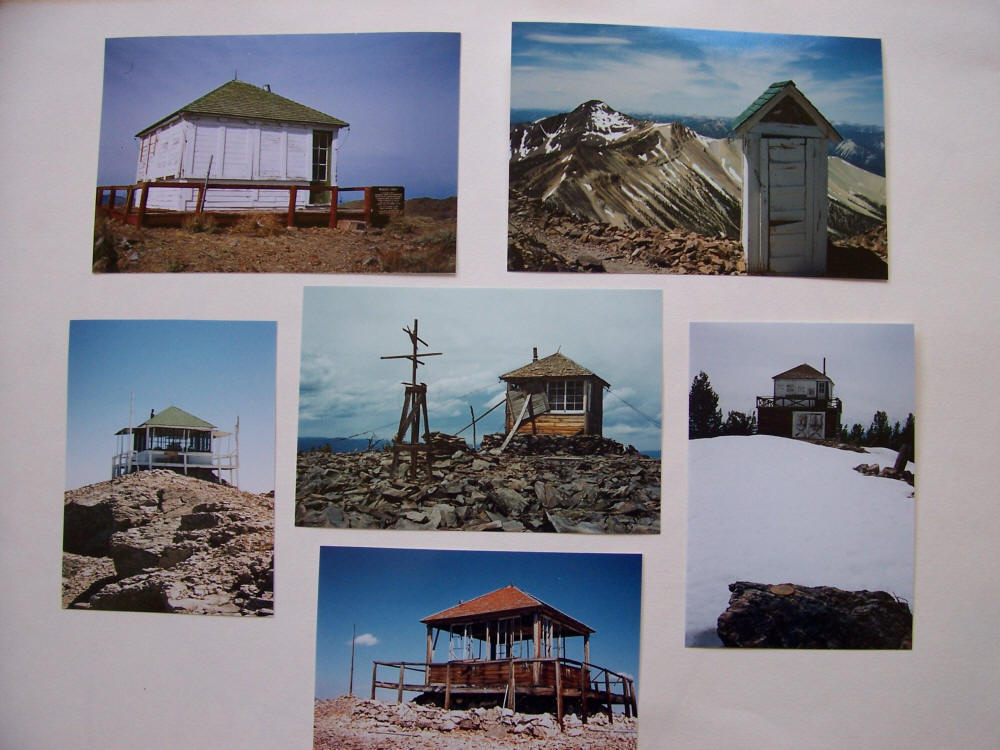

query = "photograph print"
686;322;915;648
62;320;276;616
313;547;640;747
509;24;887;278
296;286;662;534
94;33;459;273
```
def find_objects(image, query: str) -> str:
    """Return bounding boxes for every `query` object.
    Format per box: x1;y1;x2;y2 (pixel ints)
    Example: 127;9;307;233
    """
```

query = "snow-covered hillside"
686;435;914;647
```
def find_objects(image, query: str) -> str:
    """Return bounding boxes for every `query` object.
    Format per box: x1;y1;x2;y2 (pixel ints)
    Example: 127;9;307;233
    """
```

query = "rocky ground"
508;189;887;278
296;434;660;534
93;197;456;273
314;696;638;750
63;470;274;615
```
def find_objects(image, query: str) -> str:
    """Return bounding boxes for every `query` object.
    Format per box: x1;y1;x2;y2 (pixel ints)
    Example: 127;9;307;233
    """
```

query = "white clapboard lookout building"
133;80;348;211
734;81;842;276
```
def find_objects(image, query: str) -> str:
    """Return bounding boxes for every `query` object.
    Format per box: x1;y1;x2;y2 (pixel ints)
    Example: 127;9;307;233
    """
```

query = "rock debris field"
63;470;274;615
314;696;638;750
296;434;660;534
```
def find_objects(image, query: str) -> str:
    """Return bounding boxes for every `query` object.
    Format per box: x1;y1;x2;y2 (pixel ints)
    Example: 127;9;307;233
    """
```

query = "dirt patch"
93;200;456;273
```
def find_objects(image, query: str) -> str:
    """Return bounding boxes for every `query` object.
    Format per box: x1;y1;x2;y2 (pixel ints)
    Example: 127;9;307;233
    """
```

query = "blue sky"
65;320;276;493
314;547;642;700
98;34;460;198
689;323;915;430
298;287;663;453
512;23;884;126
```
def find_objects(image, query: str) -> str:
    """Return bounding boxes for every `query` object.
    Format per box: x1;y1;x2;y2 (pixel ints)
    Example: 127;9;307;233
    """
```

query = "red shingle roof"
421;585;593;635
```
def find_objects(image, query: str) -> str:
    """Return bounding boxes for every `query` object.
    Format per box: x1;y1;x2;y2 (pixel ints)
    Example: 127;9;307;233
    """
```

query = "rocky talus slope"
296;434;659;534
314;696;638;750
63;470;274;615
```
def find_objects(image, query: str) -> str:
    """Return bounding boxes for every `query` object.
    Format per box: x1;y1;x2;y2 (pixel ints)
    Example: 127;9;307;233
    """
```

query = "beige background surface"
1;1;998;747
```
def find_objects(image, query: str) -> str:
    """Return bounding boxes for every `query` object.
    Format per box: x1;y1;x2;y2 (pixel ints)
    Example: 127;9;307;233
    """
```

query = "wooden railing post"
396;663;405;704
123;187;134;222
328;186;339;228
580;664;589;724
554;660;563;729
196;185;206;214
604;672;613;720
287;186;297;228
364;186;372;225
370;662;377;700
444;662;451;710
508;660;516;713
136;183;149;228
95;187;102;208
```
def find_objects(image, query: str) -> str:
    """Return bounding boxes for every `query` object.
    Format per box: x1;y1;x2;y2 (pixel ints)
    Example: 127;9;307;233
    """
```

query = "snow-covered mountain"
510;100;885;239
686;436;914;647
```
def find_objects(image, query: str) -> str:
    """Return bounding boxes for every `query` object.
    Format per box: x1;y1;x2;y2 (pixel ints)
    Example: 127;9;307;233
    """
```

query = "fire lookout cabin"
499;349;609;437
112;406;239;486
371;585;637;726
756;363;842;440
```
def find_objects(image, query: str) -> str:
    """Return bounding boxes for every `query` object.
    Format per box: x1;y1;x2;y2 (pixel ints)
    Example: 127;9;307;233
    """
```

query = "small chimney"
823;357;826;375
532;347;538;361
150;408;155;418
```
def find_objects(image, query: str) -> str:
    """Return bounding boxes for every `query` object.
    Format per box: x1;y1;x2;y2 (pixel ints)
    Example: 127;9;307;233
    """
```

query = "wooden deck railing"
371;657;637;728
95;182;380;229
757;395;842;410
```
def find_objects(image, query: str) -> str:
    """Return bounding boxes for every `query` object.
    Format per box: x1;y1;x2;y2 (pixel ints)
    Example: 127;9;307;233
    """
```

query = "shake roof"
421;584;593;636
772;363;832;382
500;352;609;387
135;80;349;137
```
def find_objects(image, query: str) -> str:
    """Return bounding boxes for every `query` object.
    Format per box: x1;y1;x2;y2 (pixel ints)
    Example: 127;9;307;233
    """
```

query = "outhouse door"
763;136;817;274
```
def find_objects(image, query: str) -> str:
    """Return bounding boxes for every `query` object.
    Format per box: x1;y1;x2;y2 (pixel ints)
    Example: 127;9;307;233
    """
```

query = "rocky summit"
63;470;274;615
296;434;660;534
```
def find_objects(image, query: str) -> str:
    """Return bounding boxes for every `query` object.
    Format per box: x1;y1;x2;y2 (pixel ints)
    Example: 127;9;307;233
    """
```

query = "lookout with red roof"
371;584;636;727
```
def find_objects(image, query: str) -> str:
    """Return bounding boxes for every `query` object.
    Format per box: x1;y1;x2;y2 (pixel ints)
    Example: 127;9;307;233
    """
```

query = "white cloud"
525;33;631;46
351;633;379;647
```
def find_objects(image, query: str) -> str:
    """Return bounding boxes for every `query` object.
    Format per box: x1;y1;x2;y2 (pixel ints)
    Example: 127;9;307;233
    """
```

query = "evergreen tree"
689;371;723;438
900;413;915;455
867;410;892;447
723;410;757;436
849;423;866;444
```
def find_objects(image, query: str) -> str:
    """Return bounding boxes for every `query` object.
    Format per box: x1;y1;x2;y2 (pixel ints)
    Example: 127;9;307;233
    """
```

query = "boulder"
717;581;912;648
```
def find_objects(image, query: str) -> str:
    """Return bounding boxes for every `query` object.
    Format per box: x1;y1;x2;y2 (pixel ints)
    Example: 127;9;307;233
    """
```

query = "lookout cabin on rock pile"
756;362;842;439
131;79;348;210
371;585;636;726
112;406;239;486
499;349;609;437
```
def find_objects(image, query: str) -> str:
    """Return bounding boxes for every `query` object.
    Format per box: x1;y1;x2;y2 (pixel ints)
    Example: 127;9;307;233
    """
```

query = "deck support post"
123;188;134;222
370;663;377;700
444;662;451;710
328;186;339;228
136;183;149;228
554;660;564;729
196;185;206;214
508;661;516;713
364;186;372;226
397;663;405;704
604;672;613;720
286;186;297;228
580;662;589;724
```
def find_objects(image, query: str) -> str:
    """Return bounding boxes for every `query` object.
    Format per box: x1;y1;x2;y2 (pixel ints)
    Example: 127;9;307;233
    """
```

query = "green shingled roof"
732;80;795;132
135;80;348;137
138;406;216;430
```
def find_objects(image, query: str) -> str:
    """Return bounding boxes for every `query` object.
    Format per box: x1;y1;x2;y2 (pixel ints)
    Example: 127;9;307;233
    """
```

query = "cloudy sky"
511;23;884;126
98;34;460;198
65;320;276;493
689;322;915;430
298;287;662;453
314;546;641;700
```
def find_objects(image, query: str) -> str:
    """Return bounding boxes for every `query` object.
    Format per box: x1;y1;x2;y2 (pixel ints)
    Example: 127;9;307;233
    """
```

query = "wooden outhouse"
499;349;609;437
133;80;348;211
112;405;239;485
371;584;637;724
756;363;842;439
733;81;842;275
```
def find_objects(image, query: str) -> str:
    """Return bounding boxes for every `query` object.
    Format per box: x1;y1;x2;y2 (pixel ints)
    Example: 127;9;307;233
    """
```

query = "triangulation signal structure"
380;319;442;478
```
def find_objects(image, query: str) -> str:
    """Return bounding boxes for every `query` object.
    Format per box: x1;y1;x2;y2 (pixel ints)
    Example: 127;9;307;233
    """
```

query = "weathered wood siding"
136;116;337;210
427;660;580;689
509;412;588;436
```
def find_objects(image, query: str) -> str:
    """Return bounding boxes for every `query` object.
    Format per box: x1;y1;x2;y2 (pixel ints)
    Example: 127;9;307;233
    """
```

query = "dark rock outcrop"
717;581;912;649
296;435;659;534
63;470;274;615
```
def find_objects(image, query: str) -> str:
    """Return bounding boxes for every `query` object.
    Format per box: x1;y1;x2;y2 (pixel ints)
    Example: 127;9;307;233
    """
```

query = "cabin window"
546;380;584;412
312;130;332;183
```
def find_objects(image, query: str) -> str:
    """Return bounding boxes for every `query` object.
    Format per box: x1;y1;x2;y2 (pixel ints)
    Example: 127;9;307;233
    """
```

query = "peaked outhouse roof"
500;352;610;388
421;584;594;636
732;80;841;142
772;363;833;382
135;80;349;137
115;406;221;435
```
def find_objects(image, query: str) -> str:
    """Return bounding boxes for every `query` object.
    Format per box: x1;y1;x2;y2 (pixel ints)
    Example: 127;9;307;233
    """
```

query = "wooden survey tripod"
381;319;442;478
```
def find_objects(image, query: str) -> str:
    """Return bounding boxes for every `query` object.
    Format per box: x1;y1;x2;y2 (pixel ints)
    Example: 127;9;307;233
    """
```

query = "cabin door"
764;137;812;274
